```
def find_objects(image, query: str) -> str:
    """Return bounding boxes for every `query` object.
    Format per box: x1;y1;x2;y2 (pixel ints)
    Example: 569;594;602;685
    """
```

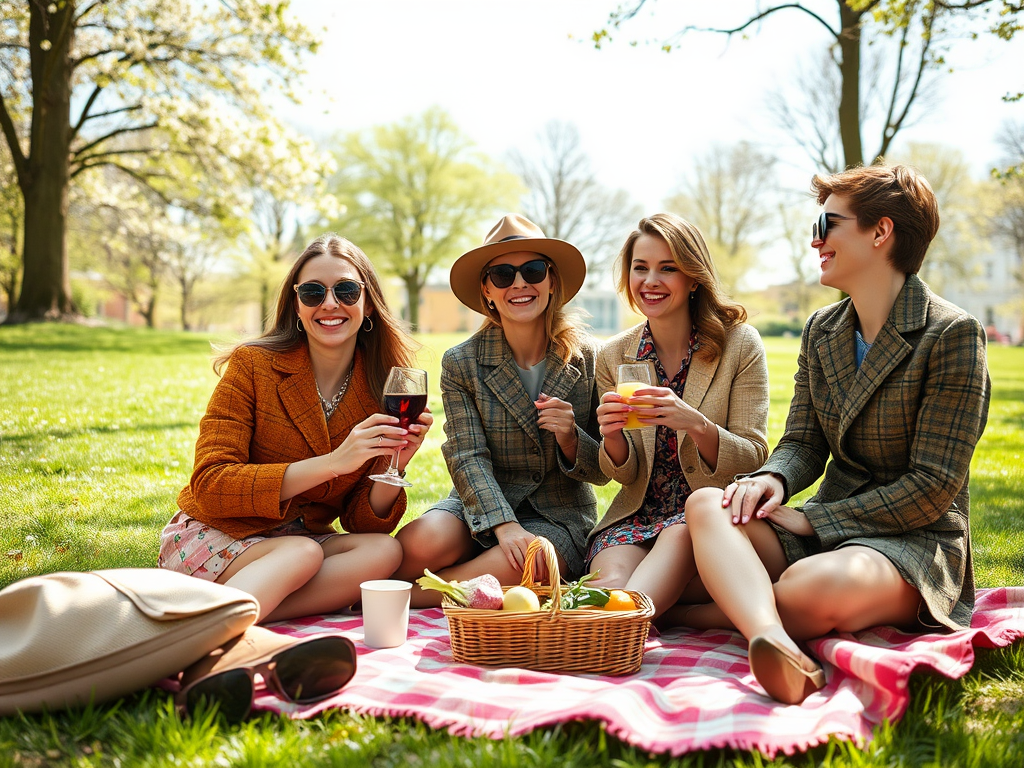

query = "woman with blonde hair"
158;234;433;622
395;214;606;605
683;165;990;705
588;213;769;619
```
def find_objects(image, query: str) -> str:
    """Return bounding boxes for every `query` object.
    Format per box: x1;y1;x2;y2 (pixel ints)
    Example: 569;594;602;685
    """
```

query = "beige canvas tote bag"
0;568;259;715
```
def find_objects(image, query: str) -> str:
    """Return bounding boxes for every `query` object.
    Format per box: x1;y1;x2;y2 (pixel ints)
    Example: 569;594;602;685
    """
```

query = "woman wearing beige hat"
394;214;607;606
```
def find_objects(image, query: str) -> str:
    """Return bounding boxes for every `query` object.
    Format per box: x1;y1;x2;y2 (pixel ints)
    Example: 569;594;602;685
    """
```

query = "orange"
603;590;637;611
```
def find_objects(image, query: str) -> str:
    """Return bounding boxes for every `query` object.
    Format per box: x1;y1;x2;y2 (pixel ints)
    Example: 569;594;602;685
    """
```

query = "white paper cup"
359;579;412;649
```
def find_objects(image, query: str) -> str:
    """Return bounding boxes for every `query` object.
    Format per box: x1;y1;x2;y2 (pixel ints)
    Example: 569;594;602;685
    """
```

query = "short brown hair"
615;213;747;363
811;164;939;275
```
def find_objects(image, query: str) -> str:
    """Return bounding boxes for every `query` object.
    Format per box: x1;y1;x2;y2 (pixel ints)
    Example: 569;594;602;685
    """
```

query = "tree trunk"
7;1;75;323
836;2;865;170
403;274;421;332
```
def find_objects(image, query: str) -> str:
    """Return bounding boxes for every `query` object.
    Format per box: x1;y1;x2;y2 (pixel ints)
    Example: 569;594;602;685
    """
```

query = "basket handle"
520;536;562;614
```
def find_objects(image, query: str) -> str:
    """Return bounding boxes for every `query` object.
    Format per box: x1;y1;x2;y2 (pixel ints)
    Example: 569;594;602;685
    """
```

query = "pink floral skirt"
157;511;338;582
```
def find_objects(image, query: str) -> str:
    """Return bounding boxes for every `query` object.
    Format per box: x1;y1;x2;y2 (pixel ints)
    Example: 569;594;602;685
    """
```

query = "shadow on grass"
0;324;216;356
2;421;198;449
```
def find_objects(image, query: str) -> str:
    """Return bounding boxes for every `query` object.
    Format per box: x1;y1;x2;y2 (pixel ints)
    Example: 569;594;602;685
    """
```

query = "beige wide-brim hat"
449;213;587;315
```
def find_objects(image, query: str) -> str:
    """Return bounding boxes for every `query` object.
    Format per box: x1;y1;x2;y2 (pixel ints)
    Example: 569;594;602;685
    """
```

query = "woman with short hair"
682;165;990;705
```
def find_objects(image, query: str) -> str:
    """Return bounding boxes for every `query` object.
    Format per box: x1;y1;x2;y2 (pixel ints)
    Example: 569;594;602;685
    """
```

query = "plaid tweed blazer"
433;325;607;551
760;275;990;631
176;344;405;540
591;321;770;541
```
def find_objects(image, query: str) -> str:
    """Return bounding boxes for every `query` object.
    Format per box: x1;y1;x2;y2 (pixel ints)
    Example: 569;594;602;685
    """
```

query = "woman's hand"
596;390;630;438
722;474;785;525
765;505;813;536
327;412;408;477
630;386;705;433
396;408;434;473
494;521;536;572
536;393;578;456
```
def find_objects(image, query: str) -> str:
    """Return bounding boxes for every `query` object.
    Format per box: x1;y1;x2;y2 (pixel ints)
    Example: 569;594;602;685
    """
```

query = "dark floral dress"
588;323;699;561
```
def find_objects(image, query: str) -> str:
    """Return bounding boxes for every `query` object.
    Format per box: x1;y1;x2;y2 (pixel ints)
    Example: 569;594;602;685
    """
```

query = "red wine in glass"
384;393;427;429
370;367;427;488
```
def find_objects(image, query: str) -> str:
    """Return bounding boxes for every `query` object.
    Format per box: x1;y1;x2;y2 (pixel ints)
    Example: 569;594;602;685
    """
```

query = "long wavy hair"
479;257;588;364
615;213;747;363
213;234;418;401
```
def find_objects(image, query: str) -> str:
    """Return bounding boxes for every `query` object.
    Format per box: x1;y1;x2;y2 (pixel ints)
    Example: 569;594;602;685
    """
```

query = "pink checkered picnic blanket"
258;587;1024;756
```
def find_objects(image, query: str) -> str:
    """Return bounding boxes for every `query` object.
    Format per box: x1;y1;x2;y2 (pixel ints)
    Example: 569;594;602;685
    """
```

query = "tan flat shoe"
748;634;826;705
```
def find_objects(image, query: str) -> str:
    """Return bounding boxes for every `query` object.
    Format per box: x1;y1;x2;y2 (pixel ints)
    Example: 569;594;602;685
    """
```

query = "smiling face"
481;250;553;329
295;254;369;357
627;234;697;324
813;194;880;293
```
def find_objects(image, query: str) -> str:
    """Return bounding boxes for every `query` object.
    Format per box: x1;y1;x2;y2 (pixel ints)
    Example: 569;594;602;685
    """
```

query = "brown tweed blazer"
759;275;990;631
591;322;770;541
176;344;405;539
432;324;607;555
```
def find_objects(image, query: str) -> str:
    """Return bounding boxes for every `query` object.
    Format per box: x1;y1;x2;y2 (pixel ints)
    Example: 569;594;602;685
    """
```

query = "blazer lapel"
479;327;542;447
620;326;658;464
539;348;581;403
275;345;332;455
835;278;924;438
682;352;719;411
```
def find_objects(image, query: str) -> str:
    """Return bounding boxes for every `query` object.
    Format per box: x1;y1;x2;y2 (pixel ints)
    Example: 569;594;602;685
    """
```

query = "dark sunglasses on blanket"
484;259;550;289
294;279;365;307
175;635;357;722
811;211;855;242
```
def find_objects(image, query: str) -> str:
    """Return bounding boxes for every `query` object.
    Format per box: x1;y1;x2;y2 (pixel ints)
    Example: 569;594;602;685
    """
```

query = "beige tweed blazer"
590;322;769;542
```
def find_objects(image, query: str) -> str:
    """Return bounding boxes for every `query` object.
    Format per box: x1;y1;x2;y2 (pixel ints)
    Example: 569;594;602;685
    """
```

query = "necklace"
315;368;354;422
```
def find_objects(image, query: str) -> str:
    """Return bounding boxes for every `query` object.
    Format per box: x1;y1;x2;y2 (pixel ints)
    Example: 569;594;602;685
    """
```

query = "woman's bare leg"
262;533;403;622
218;536;325;622
774;546;921;640
624;524;697;619
394;511;478;607
588;544;648;588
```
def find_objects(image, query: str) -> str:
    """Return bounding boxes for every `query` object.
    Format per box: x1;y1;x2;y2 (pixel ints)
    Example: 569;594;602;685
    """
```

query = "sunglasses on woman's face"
812;211;855;242
175;635;356;723
294;280;365;307
484;259;550;289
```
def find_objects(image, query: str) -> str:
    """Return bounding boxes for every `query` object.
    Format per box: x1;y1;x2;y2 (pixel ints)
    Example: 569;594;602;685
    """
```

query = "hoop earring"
362;316;373;332
488;300;496;310
296;316;304;333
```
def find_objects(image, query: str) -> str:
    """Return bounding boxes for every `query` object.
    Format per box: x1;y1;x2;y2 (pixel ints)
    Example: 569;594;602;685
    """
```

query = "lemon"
502;586;540;612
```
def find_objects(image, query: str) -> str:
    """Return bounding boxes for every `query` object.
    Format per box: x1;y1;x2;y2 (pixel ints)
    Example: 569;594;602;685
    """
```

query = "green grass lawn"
2;324;1023;767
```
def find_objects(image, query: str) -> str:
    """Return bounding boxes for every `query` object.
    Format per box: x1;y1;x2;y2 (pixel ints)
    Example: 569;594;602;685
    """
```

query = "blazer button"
532;472;542;483
686;466;695;473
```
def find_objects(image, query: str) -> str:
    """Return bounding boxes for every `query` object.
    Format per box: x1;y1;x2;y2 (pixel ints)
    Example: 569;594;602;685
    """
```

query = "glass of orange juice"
616;363;653;430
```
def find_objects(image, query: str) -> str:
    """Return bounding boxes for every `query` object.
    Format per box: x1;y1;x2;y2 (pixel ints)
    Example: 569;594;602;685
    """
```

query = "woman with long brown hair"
394;214;607;605
587;213;769;620
158;233;433;622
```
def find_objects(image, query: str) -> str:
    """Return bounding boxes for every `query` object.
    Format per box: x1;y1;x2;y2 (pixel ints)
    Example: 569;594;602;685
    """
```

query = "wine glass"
616;363;653;431
369;367;428;487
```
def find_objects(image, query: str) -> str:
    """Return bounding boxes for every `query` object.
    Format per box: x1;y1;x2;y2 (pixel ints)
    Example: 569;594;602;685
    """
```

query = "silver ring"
378;435;383;444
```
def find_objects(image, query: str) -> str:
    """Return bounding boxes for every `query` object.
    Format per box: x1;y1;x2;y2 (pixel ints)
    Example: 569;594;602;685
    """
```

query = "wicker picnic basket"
440;537;654;675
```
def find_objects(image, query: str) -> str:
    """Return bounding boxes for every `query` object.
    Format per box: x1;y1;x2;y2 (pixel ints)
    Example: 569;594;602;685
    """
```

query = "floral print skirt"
157;511;338;582
587;507;688;564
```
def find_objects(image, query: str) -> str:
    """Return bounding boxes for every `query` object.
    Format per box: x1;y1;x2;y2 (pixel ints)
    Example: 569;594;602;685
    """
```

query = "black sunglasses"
483;259;550;289
294;280;365;307
175;635;356;723
812;211;855;242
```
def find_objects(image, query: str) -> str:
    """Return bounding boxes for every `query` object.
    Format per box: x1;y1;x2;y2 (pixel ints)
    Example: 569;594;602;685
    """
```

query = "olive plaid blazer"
591;321;770;541
432;325;607;554
760;275;990;631
176;344;405;539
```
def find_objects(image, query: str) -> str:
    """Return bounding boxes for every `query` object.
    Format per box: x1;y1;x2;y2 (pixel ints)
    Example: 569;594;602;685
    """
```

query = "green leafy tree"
0;139;21;312
0;0;317;323
330;107;520;331
598;1;1022;170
